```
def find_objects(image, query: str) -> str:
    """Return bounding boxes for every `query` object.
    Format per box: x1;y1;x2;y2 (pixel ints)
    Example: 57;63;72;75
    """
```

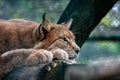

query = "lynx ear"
61;19;73;29
33;13;51;41
41;13;51;32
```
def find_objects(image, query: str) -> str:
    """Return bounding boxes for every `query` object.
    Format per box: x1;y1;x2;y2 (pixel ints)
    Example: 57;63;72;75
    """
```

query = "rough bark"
3;65;44;80
3;0;119;80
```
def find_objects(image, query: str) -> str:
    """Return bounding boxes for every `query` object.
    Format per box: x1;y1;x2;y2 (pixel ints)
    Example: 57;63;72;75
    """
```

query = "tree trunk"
3;0;119;80
58;0;118;47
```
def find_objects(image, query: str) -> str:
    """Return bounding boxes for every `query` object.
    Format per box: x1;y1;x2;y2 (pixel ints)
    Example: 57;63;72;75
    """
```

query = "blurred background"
0;0;120;63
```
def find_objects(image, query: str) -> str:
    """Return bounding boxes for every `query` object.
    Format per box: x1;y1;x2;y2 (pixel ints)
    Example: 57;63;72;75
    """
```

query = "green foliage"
98;42;120;55
79;41;120;62
0;0;69;23
101;13;112;27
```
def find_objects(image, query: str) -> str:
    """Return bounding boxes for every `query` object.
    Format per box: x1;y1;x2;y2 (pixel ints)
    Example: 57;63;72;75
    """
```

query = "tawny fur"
0;38;76;73
0;38;77;79
0;48;68;78
0;18;79;54
51;48;69;60
48;39;78;59
0;49;53;79
0;17;80;79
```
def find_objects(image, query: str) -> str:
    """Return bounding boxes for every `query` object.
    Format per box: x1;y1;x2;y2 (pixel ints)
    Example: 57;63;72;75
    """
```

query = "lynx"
0;13;79;54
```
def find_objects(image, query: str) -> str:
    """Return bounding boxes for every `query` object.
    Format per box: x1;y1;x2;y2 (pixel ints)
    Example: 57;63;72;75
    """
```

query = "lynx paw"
26;49;53;65
51;48;69;60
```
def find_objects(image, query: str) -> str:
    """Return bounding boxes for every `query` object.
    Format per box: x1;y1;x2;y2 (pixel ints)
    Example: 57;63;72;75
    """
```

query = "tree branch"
4;57;120;80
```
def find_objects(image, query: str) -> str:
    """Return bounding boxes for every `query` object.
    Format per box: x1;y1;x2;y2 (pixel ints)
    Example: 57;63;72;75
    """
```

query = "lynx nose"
75;50;79;54
71;41;80;53
74;46;80;54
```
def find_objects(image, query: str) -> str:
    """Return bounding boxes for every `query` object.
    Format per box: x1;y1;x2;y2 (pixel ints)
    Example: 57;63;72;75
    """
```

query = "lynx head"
33;13;80;59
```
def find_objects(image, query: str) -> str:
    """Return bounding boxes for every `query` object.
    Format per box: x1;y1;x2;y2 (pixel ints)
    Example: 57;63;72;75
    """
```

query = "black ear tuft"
42;12;46;21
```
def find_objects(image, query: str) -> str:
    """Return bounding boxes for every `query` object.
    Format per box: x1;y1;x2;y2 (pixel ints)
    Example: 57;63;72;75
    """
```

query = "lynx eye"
63;37;67;41
63;37;69;42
